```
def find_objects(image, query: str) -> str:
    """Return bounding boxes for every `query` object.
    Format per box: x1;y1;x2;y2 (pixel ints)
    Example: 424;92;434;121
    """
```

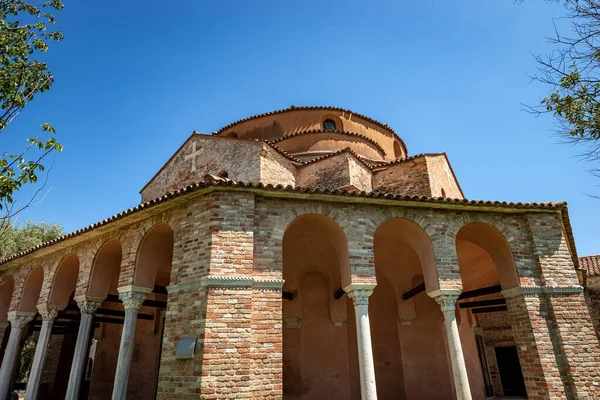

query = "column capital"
37;308;60;321
7;311;35;328
344;283;376;307
76;300;101;315
117;286;151;311
428;289;462;312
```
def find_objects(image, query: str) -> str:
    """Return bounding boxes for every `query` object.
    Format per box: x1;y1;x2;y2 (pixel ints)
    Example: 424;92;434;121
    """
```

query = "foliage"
0;0;64;223
17;336;35;382
0;219;63;258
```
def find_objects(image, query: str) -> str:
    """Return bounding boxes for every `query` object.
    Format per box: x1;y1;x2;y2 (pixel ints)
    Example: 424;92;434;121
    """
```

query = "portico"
0;106;597;399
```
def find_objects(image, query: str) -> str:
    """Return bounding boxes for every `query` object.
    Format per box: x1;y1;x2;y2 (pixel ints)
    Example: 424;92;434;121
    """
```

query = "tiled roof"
0;177;571;267
580;255;600;277
298;147;374;170
212;105;408;155
270;129;387;157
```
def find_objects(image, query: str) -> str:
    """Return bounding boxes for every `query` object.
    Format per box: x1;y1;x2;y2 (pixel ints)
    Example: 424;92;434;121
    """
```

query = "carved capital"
433;294;459;313
117;286;152;311
331;317;346;327
7;311;34;328
119;291;147;311
344;283;376;307
77;301;101;315
38;308;59;321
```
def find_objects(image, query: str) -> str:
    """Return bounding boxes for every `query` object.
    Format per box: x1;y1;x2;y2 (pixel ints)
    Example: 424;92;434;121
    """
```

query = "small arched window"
323;119;336;131
441;188;446;198
218;170;229;179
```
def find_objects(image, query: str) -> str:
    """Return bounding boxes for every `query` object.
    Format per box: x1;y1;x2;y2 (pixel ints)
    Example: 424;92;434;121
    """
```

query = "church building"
0;106;598;400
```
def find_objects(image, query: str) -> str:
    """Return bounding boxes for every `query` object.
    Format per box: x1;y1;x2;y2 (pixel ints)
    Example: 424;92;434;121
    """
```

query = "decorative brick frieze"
166;276;284;293
502;285;584;298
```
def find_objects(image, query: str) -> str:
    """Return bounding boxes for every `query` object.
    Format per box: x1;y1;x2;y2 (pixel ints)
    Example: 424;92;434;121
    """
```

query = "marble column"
344;283;378;400
111;286;151;400
25;308;59;400
429;290;472;400
0;311;35;399
65;300;101;400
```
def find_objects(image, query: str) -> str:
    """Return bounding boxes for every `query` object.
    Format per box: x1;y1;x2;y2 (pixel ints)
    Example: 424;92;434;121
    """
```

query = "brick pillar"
503;289;564;399
202;280;253;399
251;281;283;399
503;286;600;399
548;291;600;399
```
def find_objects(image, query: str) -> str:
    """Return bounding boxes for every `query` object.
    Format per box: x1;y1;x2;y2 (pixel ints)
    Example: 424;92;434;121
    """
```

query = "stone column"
0;322;8;365
25;308;59;400
344;283;377;400
111;286;150;400
0;311;35;399
65;300;101;400
429;290;472;400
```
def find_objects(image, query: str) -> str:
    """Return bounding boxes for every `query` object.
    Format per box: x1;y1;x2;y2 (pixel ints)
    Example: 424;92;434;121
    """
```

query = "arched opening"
79;239;122;399
0;275;14;364
134;223;174;289
217;170;228;179
226;131;238;138
282;214;355;399
456;222;523;398
87;239;122;300
393;141;403;159
441;188;447;198
323;119;336;131
373;218;452;399
20;267;45;313
101;223;172;400
0;276;14;323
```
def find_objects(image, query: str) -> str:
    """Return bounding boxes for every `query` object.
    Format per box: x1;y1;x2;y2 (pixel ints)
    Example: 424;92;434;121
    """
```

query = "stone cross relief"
184;141;203;172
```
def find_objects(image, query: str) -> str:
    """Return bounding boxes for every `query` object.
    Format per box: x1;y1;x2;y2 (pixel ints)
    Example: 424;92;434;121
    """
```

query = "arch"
87;239;122;299
374;218;439;292
282;214;354;398
0;276;14;322
217;170;229;179
20;267;44;313
393;141;403;159
48;254;79;309
282;213;350;287
226;131;238;138
456;222;519;290
134;223;174;289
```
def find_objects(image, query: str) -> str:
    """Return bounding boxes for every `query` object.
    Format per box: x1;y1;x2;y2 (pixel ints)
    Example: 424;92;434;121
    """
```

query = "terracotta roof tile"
580;255;600;277
298;147;374;170
0;178;570;266
212;105;408;155
270;129;387;157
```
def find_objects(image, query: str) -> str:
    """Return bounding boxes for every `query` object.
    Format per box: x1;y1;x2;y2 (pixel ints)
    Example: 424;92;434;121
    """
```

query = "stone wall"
373;157;431;196
297;152;372;192
425;154;464;199
141;135;266;202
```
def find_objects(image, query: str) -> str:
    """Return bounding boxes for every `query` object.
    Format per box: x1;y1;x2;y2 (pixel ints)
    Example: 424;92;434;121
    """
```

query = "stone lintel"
502;285;583;298
117;285;153;295
427;289;462;299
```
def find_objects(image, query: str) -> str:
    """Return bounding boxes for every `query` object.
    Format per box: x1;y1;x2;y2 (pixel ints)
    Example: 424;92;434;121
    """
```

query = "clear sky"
4;1;600;256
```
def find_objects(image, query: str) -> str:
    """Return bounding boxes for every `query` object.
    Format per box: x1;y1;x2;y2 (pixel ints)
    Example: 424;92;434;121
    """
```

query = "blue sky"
5;1;600;256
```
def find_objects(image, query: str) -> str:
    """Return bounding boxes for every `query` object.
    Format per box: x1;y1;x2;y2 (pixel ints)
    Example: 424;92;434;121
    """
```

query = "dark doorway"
495;346;527;397
475;335;493;397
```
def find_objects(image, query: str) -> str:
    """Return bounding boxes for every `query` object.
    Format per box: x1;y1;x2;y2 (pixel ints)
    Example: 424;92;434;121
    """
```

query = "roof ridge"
298;147;374;170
